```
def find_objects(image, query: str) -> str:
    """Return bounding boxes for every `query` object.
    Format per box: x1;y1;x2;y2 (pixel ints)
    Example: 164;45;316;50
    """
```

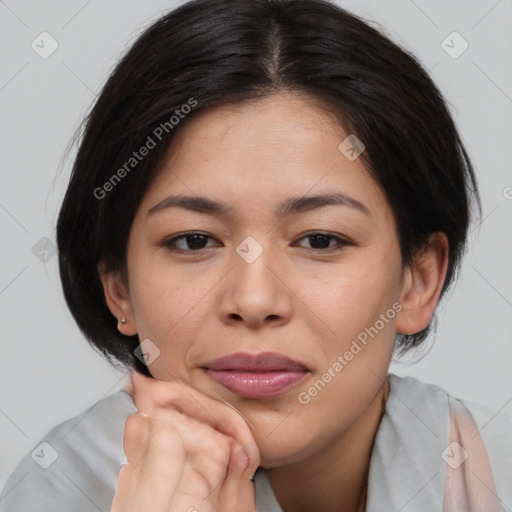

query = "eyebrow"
147;192;371;218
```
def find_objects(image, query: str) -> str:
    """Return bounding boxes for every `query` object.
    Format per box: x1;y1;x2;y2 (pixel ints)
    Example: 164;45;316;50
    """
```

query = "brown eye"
294;232;351;251
163;233;217;252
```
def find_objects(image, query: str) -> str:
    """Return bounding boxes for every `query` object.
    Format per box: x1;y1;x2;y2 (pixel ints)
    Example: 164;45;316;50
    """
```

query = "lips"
203;351;309;398
204;351;308;372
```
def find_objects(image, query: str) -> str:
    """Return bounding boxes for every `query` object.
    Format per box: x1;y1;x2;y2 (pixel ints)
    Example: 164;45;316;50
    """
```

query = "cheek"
129;263;210;345
255;336;394;466
129;268;214;380
304;257;401;342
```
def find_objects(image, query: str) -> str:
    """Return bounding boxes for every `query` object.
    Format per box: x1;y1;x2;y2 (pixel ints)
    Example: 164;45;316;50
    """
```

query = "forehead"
167;92;348;161
137;91;390;221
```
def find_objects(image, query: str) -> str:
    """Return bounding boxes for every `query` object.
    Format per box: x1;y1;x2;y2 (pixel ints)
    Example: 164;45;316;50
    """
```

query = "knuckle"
124;411;148;436
206;438;232;466
151;380;184;402
150;422;180;446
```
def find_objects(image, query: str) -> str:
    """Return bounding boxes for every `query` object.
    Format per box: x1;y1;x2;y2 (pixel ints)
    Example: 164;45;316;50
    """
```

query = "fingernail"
128;372;141;392
243;449;252;468
238;442;258;469
236;445;250;467
123;375;133;395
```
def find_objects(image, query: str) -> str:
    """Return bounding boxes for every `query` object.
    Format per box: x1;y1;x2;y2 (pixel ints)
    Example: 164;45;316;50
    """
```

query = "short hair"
56;0;480;375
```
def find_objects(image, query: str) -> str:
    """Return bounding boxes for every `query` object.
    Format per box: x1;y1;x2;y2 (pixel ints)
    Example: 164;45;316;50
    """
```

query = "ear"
97;260;137;336
395;232;449;335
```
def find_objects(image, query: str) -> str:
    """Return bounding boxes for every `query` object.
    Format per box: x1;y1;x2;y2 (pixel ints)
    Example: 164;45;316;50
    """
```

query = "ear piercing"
118;317;128;332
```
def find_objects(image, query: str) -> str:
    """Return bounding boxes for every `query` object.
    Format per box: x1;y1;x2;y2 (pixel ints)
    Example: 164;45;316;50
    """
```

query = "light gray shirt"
1;374;510;511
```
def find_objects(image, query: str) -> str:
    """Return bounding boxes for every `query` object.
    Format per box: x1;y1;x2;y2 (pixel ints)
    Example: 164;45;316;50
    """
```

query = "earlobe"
395;232;449;335
97;261;137;336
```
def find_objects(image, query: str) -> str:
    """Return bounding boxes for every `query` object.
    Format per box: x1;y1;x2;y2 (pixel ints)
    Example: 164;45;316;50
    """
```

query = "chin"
253;432;320;469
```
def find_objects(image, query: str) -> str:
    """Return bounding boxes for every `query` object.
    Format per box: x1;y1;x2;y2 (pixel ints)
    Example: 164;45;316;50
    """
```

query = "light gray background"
1;0;511;491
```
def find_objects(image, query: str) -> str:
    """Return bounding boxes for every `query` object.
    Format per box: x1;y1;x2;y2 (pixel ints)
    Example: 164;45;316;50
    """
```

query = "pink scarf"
443;395;505;511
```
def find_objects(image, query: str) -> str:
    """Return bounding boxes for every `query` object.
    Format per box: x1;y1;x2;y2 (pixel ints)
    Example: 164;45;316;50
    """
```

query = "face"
103;91;420;467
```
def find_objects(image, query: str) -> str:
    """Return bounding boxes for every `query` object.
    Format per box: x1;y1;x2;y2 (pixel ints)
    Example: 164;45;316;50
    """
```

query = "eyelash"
162;231;352;254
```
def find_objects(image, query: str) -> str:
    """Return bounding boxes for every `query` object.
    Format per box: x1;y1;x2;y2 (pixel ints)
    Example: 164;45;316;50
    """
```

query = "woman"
1;0;510;511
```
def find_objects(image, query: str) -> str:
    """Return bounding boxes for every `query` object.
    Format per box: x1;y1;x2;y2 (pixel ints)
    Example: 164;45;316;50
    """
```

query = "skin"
100;91;448;512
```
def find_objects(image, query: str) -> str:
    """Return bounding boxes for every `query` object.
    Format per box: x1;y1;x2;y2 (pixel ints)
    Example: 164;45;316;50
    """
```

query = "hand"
111;371;260;512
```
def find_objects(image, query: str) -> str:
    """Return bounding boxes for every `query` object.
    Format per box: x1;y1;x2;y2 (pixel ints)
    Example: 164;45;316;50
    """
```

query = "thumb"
123;373;134;396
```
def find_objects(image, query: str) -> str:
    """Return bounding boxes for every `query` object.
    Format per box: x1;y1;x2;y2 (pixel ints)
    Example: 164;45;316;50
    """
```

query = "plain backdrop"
1;0;511;492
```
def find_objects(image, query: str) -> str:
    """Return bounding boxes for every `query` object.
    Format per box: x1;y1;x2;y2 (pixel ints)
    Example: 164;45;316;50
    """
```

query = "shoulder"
387;373;512;442
457;395;512;501
384;374;512;502
0;390;136;512
383;373;453;439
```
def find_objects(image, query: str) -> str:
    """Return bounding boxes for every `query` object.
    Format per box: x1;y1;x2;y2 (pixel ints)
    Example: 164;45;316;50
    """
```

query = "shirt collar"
252;373;450;512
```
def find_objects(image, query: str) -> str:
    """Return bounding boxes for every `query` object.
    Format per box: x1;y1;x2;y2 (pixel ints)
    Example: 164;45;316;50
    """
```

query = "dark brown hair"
56;0;480;375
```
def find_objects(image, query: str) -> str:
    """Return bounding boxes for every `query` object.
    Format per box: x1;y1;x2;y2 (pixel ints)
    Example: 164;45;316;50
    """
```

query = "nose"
218;239;293;329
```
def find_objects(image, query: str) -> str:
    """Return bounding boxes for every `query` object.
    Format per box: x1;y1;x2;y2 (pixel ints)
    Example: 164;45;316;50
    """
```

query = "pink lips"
203;352;309;399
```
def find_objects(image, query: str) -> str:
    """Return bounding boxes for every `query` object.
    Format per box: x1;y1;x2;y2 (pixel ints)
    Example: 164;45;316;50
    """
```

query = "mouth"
202;351;309;399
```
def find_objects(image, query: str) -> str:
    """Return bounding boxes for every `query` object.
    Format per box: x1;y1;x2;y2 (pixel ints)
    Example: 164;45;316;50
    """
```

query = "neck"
265;378;390;512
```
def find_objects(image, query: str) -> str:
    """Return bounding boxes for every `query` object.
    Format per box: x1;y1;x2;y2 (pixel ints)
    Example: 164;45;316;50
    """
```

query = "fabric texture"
1;373;510;511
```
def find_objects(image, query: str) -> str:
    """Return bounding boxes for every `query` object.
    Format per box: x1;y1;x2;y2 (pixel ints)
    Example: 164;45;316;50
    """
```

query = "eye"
162;231;351;254
163;232;219;252
293;232;351;251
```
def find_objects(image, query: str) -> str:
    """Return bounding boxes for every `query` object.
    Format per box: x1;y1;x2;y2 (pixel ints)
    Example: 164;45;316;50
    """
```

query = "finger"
123;380;260;511
124;400;240;486
130;371;257;448
114;415;186;512
216;442;259;511
132;410;241;501
122;373;133;395
112;462;177;512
